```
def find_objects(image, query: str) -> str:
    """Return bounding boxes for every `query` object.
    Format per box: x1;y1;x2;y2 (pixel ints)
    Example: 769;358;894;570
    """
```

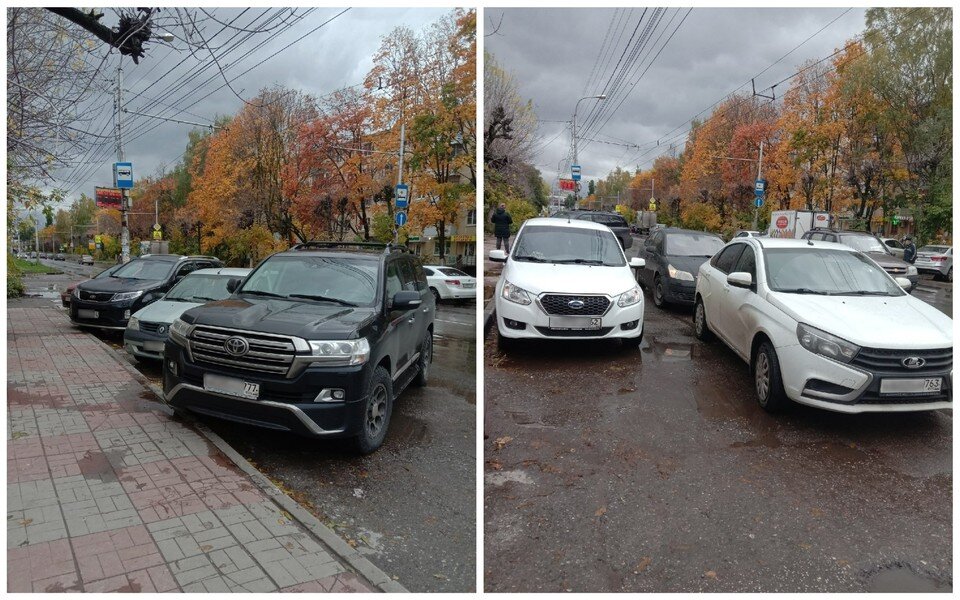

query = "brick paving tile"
7;538;80;592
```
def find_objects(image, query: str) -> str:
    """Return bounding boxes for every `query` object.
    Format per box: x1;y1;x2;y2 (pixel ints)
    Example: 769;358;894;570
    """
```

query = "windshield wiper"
512;255;547;262
836;290;896;296
553;258;604;265
191;296;220;302
288;294;357;306
776;288;833;295
241;290;285;298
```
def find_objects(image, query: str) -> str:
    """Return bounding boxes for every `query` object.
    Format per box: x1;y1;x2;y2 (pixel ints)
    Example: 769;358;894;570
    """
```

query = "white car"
694;237;952;413
489;217;645;348
880;237;906;259
423;265;477;302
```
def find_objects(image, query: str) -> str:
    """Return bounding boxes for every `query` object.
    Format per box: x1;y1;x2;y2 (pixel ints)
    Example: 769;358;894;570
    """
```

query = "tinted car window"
413;262;429;291
112;259;175;281
423;267;435;276
398;259;418;291
665;233;725;257
714;244;745;274
595;214;627;227
385;261;403;300
733;245;757;280
438;268;469;277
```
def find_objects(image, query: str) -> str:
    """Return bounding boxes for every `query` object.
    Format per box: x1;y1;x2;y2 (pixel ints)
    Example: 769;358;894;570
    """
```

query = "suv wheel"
354;367;393;454
694;298;713;341
413;332;432;386
754;341;788;413
653;274;667;308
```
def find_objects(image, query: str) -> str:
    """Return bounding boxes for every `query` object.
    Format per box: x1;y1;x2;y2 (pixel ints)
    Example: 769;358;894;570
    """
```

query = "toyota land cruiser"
162;242;435;454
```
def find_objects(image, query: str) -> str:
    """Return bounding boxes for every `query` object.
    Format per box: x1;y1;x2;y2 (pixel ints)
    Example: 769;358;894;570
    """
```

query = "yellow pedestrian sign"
648;198;657;211
95;235;102;245
153;229;162;240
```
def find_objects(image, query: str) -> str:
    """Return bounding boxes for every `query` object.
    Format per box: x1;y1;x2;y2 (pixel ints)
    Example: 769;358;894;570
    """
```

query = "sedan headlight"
112;290;144;302
169;317;192;345
797;323;859;363
501;280;532;305
127;316;140;331
667;264;695;281
617;286;643;307
906;265;917;276
308;338;370;365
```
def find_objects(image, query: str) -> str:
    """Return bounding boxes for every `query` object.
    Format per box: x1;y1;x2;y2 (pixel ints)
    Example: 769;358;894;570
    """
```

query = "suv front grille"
79;290;113;302
140;321;162;334
851;347;952;374
540;294;610;316
188;325;298;375
884;266;908;275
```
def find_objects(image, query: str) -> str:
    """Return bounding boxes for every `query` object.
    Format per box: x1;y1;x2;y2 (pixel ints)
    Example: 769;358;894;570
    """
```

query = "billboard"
559;178;575;191
95;187;123;209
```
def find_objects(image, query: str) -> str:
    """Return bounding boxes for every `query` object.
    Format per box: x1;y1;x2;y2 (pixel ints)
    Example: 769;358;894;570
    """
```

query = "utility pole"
572;95;606;205
753;140;764;231
116;64;131;263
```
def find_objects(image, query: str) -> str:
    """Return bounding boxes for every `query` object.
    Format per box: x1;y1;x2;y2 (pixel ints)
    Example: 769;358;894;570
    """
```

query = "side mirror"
391;290;422;310
489;250;507;263
895;277;912;290
629;257;645;269
226;278;241;293
727;271;753;289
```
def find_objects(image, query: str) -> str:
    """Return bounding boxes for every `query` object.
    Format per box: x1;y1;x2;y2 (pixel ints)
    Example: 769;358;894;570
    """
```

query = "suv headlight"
667;264;694;281
906;265;917;276
169;317;192;345
617;286;642;307
501;280;532;305
112;290;144;302
127;316;140;331
797;323;859;363
72;287;80;298
308;338;370;365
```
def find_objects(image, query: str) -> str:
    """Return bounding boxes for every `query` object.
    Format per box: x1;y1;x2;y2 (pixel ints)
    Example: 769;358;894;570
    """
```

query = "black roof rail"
289;241;410;254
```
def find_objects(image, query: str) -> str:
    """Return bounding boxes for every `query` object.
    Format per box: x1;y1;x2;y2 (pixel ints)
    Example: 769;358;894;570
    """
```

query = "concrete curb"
483;298;495;338
81;328;408;593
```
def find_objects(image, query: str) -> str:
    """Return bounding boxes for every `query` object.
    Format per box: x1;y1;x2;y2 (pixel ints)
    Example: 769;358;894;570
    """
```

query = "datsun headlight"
667;264;695;281
501;280;532;305
169;317;192;345
906;265;918;276
618;286;642;307
797;323;859;363
112;290;144;302
309;338;370;365
127;316;140;331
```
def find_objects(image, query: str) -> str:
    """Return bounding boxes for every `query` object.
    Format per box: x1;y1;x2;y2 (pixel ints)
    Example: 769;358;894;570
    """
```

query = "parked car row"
490;220;952;416
66;244;437;454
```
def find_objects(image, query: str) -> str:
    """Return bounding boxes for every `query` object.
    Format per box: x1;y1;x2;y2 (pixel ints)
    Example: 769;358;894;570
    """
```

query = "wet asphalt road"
25;261;477;593
483;297;952;593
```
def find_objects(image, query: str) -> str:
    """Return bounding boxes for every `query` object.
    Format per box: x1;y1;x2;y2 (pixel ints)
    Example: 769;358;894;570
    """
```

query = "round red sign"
776;216;788;228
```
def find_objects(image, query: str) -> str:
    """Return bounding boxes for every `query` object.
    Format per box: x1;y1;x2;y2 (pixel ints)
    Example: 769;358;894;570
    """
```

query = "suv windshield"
239;255;379;306
666;233;725;257
513;225;625;266
112;259;174;281
765;248;904;296
164;274;235;303
838;234;888;254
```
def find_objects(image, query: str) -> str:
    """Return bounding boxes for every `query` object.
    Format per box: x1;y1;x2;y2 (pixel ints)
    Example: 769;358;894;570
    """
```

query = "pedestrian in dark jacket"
903;236;917;264
491;203;513;252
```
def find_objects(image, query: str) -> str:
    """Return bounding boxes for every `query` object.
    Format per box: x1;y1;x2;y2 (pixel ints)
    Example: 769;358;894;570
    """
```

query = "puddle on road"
389;413;431;446
639;336;695;361
77;450;117;482
867;564;950;593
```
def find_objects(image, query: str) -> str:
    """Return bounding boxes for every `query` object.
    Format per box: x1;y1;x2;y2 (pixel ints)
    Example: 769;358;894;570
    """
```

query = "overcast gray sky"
484;7;868;192
47;7;449;210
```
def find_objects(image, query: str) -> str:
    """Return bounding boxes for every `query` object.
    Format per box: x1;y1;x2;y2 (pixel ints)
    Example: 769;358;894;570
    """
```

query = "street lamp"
572;94;606;203
154;31;174;43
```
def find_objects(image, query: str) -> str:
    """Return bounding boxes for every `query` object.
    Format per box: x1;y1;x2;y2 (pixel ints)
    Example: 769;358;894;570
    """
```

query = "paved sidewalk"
7;306;374;593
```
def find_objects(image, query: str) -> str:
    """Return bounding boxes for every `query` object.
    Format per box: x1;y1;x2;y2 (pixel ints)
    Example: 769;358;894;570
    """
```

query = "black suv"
799;228;918;291
552;210;633;249
71;254;223;330
162;242;436;454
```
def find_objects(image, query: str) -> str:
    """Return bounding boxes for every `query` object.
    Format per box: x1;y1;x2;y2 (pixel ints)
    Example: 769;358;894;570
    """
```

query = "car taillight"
932;256;947;262
445;279;461;286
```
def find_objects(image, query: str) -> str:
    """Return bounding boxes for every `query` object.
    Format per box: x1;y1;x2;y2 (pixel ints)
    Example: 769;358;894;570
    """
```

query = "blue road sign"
114;162;134;189
395;183;409;208
395;211;408;227
754;178;767;194
755;196;764;208
571;165;582;181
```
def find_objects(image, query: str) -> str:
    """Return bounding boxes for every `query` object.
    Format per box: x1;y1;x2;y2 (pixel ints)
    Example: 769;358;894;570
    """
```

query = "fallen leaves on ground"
493;436;513;451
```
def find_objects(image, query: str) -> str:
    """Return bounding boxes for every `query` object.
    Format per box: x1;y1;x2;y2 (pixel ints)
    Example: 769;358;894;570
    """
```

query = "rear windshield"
112;259;174;281
438;268;469;277
665;233;725;257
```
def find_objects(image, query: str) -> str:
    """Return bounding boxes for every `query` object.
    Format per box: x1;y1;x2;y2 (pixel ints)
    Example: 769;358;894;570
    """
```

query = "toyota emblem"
567;299;585;310
157;325;167;335
901;356;926;369
224;336;250;357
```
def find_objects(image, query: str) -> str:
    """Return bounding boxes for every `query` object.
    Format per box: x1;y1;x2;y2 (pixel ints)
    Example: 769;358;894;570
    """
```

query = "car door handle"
421;307;429;313
408;316;416;323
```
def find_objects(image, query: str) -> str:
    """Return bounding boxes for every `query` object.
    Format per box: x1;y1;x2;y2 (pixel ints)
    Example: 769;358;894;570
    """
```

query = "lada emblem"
224;336;250;357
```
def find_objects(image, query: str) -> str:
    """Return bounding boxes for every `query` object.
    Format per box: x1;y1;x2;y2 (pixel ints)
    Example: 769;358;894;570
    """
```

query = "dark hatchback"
71;254;223;330
637;227;725;307
162;243;436;454
552;210;633;249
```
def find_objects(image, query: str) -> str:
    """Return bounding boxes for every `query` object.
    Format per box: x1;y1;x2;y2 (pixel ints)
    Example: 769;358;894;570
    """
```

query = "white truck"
767;210;832;239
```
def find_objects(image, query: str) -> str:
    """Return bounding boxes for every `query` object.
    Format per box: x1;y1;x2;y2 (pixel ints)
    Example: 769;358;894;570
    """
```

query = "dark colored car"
800;228;919;292
162;242;436;454
62;263;127;307
71;254;223;330
552;210;633;249
637;227;726;307
55;253;65;261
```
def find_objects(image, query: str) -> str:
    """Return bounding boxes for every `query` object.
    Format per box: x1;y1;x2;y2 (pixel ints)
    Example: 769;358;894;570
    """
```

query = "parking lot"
483;240;952;593
21;259;477;593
